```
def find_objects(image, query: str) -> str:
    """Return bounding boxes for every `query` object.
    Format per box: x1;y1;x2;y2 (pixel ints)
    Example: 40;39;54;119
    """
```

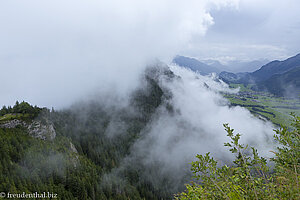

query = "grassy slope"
0;113;29;121
0;112;38;123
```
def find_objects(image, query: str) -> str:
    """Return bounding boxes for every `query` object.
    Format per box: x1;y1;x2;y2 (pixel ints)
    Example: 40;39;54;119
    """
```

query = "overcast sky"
0;0;299;108
184;0;300;62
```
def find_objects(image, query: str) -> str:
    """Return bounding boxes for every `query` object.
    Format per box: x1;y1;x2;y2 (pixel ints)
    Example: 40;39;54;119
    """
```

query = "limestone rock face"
69;141;79;168
0;119;26;128
0;119;56;141
69;142;78;154
27;121;56;140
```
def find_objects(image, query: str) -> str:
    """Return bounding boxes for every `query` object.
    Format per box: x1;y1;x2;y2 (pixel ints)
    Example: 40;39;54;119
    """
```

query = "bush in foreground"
176;114;299;200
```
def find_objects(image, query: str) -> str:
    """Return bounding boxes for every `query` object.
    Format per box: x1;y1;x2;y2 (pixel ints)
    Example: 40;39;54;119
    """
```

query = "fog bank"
0;0;238;108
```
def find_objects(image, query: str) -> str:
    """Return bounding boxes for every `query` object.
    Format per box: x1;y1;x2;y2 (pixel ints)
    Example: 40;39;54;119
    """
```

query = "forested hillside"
0;65;181;200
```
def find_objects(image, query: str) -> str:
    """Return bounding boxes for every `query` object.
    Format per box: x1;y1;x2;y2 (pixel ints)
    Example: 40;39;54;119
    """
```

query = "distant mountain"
218;71;250;84
202;59;269;73
172;56;220;75
219;53;300;97
256;66;300;97
174;54;300;97
226;59;269;73
201;59;227;71
251;53;300;82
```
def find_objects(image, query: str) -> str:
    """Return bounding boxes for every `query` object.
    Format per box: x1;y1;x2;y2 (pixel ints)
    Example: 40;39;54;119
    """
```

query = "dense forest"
0;66;181;199
0;66;299;199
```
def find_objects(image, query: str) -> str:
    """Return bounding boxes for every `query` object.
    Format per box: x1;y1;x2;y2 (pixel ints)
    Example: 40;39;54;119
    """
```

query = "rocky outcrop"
27;121;56;140
0;119;26;128
0;119;56;141
69;141;79;168
69;142;78;154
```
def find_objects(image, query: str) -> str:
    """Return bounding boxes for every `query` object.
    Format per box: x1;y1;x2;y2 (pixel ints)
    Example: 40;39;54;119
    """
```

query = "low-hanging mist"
15;62;275;198
96;64;275;195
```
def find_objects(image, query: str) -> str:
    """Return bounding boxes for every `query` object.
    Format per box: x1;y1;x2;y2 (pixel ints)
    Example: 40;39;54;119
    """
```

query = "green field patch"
224;86;300;127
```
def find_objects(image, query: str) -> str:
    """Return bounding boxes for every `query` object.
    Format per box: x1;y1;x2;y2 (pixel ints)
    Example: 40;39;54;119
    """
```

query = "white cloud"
0;0;238;108
183;0;300;61
121;65;274;190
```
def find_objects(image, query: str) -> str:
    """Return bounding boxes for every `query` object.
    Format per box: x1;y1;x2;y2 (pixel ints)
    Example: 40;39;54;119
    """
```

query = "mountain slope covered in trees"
0;64;183;200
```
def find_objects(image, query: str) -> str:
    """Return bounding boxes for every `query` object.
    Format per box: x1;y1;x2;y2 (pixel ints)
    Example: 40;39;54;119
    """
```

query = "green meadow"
224;84;300;127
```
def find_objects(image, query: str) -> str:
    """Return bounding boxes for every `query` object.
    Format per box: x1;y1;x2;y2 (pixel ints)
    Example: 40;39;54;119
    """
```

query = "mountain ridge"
172;55;220;75
219;53;300;97
251;53;300;82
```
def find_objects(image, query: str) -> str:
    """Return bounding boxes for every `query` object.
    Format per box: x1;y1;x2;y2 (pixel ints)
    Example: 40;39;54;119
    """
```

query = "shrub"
176;115;299;200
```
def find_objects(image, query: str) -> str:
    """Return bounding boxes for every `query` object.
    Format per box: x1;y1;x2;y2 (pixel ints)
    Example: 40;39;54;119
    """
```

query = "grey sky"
0;0;299;108
184;0;300;62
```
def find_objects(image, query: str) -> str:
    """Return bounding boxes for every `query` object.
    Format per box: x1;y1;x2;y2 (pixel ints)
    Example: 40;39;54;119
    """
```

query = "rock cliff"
0;119;56;140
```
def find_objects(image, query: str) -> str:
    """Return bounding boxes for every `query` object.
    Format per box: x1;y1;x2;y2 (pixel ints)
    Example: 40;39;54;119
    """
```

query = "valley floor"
223;84;300;127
